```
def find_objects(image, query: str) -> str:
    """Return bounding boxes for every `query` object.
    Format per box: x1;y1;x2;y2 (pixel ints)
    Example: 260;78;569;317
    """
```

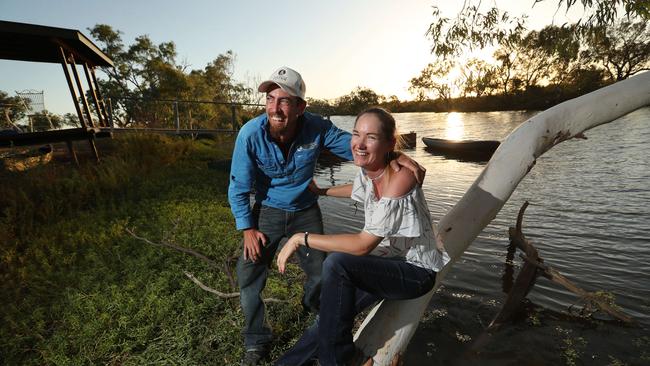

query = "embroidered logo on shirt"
296;142;318;151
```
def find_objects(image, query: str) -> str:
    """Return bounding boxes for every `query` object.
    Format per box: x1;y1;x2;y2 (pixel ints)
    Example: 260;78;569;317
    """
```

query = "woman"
275;107;450;366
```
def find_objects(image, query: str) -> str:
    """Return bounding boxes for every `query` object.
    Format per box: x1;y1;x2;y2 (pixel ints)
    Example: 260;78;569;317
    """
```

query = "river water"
312;108;650;363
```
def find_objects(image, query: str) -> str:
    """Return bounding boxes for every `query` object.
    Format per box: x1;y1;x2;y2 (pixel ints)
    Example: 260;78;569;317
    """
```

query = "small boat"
422;137;500;153
0;144;53;171
422;137;500;161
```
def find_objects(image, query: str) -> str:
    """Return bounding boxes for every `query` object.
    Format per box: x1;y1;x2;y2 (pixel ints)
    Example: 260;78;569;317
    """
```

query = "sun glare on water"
444;112;465;140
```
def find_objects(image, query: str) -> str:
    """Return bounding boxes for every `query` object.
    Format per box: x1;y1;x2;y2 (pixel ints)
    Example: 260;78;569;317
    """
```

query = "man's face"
265;85;305;137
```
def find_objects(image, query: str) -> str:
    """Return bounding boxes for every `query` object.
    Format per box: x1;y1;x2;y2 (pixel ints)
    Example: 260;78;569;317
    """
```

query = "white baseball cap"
258;66;306;100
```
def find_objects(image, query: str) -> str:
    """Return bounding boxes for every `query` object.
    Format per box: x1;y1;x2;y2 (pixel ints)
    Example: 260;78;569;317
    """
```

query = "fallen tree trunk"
488;201;633;330
353;71;650;365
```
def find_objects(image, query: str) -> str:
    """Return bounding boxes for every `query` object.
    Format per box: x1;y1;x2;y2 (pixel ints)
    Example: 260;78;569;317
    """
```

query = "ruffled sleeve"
350;170;366;203
364;192;421;238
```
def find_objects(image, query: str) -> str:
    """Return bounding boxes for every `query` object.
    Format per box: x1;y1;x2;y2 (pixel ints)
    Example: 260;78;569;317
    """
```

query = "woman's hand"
308;179;325;196
277;233;303;273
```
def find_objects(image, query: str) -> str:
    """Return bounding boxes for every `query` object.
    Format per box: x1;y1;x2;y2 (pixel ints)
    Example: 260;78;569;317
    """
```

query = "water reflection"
320;109;650;326
445;112;464;140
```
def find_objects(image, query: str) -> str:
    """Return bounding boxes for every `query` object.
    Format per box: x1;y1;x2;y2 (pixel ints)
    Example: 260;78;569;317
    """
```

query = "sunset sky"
1;0;584;115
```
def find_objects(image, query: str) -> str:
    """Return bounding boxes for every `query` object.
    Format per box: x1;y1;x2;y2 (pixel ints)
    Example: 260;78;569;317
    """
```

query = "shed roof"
0;20;113;67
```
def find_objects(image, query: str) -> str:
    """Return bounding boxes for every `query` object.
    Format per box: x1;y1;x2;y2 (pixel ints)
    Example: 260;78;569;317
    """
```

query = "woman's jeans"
237;203;326;350
276;252;437;365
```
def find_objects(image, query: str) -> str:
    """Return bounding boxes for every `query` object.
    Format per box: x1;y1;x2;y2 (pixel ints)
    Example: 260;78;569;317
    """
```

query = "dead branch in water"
488;201;634;331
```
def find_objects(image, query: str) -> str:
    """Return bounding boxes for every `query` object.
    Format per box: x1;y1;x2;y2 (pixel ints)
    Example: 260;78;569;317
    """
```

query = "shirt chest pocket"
294;146;319;165
257;157;284;178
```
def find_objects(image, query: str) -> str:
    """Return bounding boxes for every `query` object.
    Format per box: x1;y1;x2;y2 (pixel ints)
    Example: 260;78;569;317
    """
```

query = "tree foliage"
411;19;648;107
30;110;64;132
426;5;527;59
409;60;455;105
0;91;29;129
88;24;253;129
582;21;650;81
334;87;383;115
428;0;649;59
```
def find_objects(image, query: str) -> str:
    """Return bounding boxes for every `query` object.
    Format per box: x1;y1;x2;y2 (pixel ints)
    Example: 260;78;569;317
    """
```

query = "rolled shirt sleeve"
228;131;256;230
322;120;353;161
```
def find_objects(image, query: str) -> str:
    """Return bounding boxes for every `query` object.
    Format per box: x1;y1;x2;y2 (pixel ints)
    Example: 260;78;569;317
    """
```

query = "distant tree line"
307;20;649;116
87;24;262;129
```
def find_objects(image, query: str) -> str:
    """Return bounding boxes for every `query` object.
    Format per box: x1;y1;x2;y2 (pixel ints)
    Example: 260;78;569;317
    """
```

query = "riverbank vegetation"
0;134;310;364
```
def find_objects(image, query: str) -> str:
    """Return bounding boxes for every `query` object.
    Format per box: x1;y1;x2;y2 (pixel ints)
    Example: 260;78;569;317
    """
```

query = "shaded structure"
0;20;114;163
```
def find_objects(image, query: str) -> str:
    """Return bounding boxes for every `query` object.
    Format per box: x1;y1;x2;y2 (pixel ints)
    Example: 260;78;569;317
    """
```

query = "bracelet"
304;232;310;248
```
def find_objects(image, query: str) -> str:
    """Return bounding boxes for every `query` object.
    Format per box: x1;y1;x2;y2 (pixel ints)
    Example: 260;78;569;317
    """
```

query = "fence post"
231;104;237;131
174;100;180;134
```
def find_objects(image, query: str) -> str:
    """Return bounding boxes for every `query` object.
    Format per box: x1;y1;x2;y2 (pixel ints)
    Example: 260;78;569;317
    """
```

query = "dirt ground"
402;286;649;366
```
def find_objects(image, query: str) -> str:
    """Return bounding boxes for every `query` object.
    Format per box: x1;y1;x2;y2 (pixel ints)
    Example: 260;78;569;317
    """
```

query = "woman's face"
351;113;394;170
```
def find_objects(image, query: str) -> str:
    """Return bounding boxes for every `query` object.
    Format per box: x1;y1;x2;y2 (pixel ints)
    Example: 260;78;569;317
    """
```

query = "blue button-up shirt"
228;112;352;230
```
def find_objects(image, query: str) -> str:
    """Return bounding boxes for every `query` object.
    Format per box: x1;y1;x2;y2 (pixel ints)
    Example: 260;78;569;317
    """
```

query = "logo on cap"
278;69;286;75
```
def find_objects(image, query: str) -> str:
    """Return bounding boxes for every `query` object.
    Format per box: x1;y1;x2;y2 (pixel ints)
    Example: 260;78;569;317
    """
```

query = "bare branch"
183;272;286;303
125;227;218;268
126;227;288;304
184;271;239;298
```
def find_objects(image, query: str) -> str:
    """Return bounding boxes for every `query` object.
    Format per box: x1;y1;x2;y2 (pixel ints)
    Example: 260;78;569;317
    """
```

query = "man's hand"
243;228;267;262
390;152;426;185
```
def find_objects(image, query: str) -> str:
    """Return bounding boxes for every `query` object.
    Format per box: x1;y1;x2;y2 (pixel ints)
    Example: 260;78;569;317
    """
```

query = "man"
228;66;423;365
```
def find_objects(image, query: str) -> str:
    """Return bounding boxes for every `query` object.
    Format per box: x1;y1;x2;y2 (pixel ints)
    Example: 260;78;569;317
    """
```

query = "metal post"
83;63;105;127
59;47;87;128
66;140;79;167
68;54;95;128
90;68;110;127
174;101;180;133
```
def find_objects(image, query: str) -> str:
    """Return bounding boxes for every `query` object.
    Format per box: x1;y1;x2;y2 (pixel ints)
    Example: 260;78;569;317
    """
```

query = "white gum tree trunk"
353;71;650;365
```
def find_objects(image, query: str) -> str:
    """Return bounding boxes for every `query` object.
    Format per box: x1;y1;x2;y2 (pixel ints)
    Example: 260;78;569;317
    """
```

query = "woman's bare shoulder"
383;168;417;198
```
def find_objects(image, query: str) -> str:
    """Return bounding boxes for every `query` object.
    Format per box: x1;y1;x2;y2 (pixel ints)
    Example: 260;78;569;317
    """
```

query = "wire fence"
105;96;265;132
15;90;45;114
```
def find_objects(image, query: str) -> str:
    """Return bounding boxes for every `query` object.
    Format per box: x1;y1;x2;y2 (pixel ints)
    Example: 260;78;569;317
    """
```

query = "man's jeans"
236;203;325;350
276;252;436;366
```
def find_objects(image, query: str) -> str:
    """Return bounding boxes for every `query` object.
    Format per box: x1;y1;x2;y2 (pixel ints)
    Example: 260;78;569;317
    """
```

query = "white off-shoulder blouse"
350;169;450;272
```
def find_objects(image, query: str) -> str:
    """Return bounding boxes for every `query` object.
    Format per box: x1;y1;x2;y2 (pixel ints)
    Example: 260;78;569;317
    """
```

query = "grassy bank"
3;134;648;366
0;134;308;365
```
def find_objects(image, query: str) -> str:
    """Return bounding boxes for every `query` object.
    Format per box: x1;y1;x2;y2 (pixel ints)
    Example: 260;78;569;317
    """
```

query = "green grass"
0;134;308;365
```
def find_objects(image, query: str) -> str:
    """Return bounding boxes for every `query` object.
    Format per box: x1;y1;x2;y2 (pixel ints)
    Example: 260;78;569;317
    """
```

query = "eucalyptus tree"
0;91;28;128
30;110;63;132
88;25;248;129
408;59;455;108
426;0;648;60
459;59;497;97
335;87;384;115
582;21;650;82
